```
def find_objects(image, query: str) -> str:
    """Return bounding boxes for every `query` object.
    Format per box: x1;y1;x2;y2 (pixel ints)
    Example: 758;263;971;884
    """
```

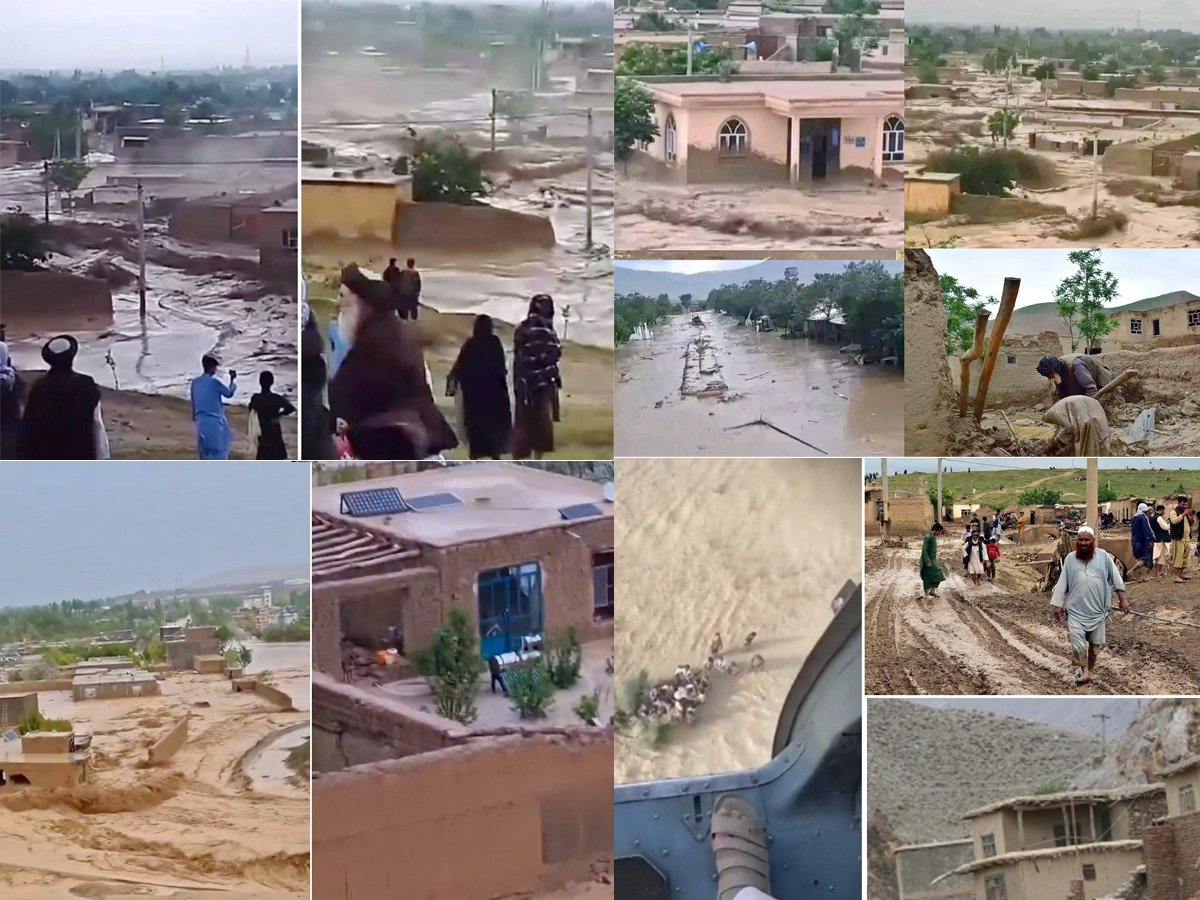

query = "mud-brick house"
955;785;1167;900
0;730;91;789
1145;755;1200;900
0;693;38;730
895;838;975;900
310;463;616;679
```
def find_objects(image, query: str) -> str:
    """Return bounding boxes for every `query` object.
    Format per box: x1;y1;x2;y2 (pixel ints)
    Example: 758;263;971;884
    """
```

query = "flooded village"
0;462;311;899
300;0;615;460
615;258;904;455
614;0;905;250
903;12;1200;248
0;4;299;459
310;460;614;900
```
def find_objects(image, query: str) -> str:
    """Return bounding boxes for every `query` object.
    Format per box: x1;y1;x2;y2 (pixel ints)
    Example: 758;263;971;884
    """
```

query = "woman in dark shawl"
327;264;457;460
249;370;296;459
300;297;336;460
448;314;512;459
512;294;561;460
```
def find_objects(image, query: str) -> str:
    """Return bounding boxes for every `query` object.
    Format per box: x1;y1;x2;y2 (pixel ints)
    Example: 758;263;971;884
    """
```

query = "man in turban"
1050;525;1129;685
19;335;109;459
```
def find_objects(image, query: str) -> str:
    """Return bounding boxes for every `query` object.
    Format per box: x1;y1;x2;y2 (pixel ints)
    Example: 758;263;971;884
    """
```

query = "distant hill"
614;259;902;301
1008;291;1200;337
183;564;309;590
908;698;1143;737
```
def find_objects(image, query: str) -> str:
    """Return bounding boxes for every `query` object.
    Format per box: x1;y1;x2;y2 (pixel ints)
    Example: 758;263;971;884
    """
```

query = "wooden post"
960;309;990;418
973;277;1021;423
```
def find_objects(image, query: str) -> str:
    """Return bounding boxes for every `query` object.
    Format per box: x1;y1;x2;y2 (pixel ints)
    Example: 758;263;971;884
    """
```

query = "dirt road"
865;541;1200;696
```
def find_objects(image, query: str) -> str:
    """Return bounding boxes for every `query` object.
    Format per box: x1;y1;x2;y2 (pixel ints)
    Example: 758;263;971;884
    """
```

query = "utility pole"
490;88;497;151
881;458;891;540
1093;712;1111;754
1091;131;1100;218
687;20;694;76
137;181;147;319
43;160;50;223
937;457;944;524
1086;457;1098;532
585;108;594;251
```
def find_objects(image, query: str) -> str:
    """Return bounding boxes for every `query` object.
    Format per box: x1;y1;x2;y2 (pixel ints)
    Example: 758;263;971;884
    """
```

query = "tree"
615;79;658;163
49;158;91;212
1017;486;1063;506
0;213;50;271
1033;62;1057;81
410;607;487;724
941;274;995;355
617;44;739;77
823;0;881;73
633;11;677;31
987;109;1019;146
1146;65;1166;84
926;147;1017;197
926;485;955;519
679;293;693;306
411;139;490;203
1053;249;1119;354
917;60;940;84
1098;483;1118;503
983;46;1017;73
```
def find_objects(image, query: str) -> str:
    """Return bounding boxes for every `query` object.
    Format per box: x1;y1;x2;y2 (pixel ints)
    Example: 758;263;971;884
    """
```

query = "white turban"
1077;526;1095;536
1137;503;1149;514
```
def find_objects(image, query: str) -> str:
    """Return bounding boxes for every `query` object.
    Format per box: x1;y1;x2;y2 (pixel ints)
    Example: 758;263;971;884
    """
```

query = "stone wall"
895;840;975;900
146;716;189;765
312;729;613;900
1146;810;1200;900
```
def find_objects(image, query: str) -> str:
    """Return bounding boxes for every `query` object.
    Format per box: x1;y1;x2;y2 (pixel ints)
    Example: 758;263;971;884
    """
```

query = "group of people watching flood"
301;262;562;461
0;326;293;460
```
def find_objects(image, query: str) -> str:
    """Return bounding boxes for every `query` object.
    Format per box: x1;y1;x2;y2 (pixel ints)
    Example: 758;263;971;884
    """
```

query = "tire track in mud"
866;543;1200;695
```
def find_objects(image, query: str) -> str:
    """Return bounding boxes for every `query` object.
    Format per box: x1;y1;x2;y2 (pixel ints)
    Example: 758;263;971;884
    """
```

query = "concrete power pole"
585;108;594;251
1086;457;1099;531
137;181;147;319
490;88;497;152
937;457;944;524
1092;132;1100;218
43;160;50;223
687;20;694;76
1093;712;1111;754
881;458;891;540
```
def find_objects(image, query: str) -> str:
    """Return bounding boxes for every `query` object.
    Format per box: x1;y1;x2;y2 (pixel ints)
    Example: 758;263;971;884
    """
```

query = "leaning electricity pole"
585;108;594;251
1093;712;1111;754
937;457;944;524
137;181;147;319
881;458;891;540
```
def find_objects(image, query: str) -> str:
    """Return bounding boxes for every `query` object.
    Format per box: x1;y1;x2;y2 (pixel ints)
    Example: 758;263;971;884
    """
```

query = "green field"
882;467;1200;510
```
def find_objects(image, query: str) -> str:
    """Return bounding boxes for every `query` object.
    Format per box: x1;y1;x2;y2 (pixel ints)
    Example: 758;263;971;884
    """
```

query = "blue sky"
0;463;310;608
864;458;1200;476
1;0;299;71
927;249;1200;310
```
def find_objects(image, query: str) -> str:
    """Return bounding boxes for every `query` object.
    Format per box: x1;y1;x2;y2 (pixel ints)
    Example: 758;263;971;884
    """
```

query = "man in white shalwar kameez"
1050;525;1129;686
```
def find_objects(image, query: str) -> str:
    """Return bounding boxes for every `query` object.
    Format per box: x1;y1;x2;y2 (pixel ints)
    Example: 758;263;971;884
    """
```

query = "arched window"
664;114;677;162
883;115;904;163
719;118;748;157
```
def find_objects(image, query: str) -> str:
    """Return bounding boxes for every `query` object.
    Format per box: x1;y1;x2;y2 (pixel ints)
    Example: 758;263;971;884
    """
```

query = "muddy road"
865;541;1200;696
616;311;903;456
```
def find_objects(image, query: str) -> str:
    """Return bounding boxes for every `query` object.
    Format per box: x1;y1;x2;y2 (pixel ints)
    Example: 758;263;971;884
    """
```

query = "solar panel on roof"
559;503;603;521
2;730;18;743
340;487;406;517
403;492;463;512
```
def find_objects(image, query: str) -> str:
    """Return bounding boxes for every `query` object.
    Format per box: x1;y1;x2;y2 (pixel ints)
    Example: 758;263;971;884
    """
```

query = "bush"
410;607;487;724
1032;777;1068;795
410;139;490;204
926;147;1017;197
1017;486;1064;506
508;661;555;719
814;42;835;63
17;711;72;734
545;627;582;690
0;213;50;270
574;691;600;726
917;60;939;84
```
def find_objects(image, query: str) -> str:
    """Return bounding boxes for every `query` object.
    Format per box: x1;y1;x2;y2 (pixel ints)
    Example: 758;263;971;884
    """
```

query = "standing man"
19;335;109;459
1130;502;1155;582
396;257;421;321
1167;496;1193;583
190;354;236;460
1151;503;1172;577
920;522;945;598
382;258;402;316
1050;526;1129;686
1017;511;1027;539
986;536;1001;582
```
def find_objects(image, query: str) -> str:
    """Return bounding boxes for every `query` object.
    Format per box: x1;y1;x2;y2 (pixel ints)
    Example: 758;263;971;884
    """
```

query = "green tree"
926;485;955;519
1033;62;1057;80
617;45;738;77
1098;483;1118;503
574;691;601;726
0;213;49;271
1147;65;1166;83
983;46;1017;73
633;11;677;31
615;79;659;163
987;109;1020;147
410;607;487;724
508;660;555;719
917;60;940;84
1053;249;1119;353
48;158;91;212
926;147;1017;197
615;314;634;344
940;274;995;355
411;139;490;203
823;0;881;72
1017;486;1063;506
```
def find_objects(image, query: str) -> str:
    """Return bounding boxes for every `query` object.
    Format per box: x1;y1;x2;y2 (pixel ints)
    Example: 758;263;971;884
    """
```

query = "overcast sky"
617;260;770;274
864;458;1200;475
907;0;1199;30
1;0;299;71
927;249;1200;309
0;463;310;608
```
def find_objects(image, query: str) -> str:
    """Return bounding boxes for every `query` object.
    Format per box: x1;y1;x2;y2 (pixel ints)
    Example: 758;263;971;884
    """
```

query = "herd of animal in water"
616;631;766;734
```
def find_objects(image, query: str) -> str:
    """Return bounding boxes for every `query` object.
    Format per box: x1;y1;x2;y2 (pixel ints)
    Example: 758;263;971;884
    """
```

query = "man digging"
1049;526;1130;686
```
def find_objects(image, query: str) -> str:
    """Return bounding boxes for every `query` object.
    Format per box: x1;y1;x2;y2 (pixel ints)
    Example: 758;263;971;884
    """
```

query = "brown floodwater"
616;311;904;456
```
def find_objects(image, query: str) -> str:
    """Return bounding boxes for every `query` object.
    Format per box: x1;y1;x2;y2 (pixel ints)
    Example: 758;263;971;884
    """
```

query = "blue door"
477;563;543;659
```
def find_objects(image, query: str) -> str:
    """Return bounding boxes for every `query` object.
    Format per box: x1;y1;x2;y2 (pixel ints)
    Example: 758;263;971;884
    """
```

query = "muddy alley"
616;310;903;456
864;540;1200;696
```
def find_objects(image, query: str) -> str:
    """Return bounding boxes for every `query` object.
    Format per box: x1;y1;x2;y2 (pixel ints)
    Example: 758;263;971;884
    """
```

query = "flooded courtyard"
616;310;904;456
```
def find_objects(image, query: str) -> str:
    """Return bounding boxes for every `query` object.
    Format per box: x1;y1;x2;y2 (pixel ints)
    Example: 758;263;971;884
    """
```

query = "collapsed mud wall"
253;682;296;711
951;333;1062;409
312;729;614;900
0;270;113;335
904;250;957;455
146;716;189;765
396;202;556;251
1103;344;1200;387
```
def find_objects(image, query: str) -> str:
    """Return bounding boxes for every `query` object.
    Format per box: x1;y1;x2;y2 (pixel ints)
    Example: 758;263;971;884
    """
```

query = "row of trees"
942;249;1118;359
615;292;682;342
616;44;740;78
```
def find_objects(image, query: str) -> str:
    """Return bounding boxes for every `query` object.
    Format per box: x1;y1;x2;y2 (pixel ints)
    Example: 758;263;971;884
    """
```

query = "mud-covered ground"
0;661;309;898
904;76;1200;248
616;311;903;456
865;539;1200;695
616;179;904;251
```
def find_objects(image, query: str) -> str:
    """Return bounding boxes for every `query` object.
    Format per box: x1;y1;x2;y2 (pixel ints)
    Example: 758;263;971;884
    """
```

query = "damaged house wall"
904;250;958;455
950;334;1063;410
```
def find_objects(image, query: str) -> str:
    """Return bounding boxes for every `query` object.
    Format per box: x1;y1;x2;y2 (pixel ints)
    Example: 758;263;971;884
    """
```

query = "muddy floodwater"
242;723;310;794
616;311;903;456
